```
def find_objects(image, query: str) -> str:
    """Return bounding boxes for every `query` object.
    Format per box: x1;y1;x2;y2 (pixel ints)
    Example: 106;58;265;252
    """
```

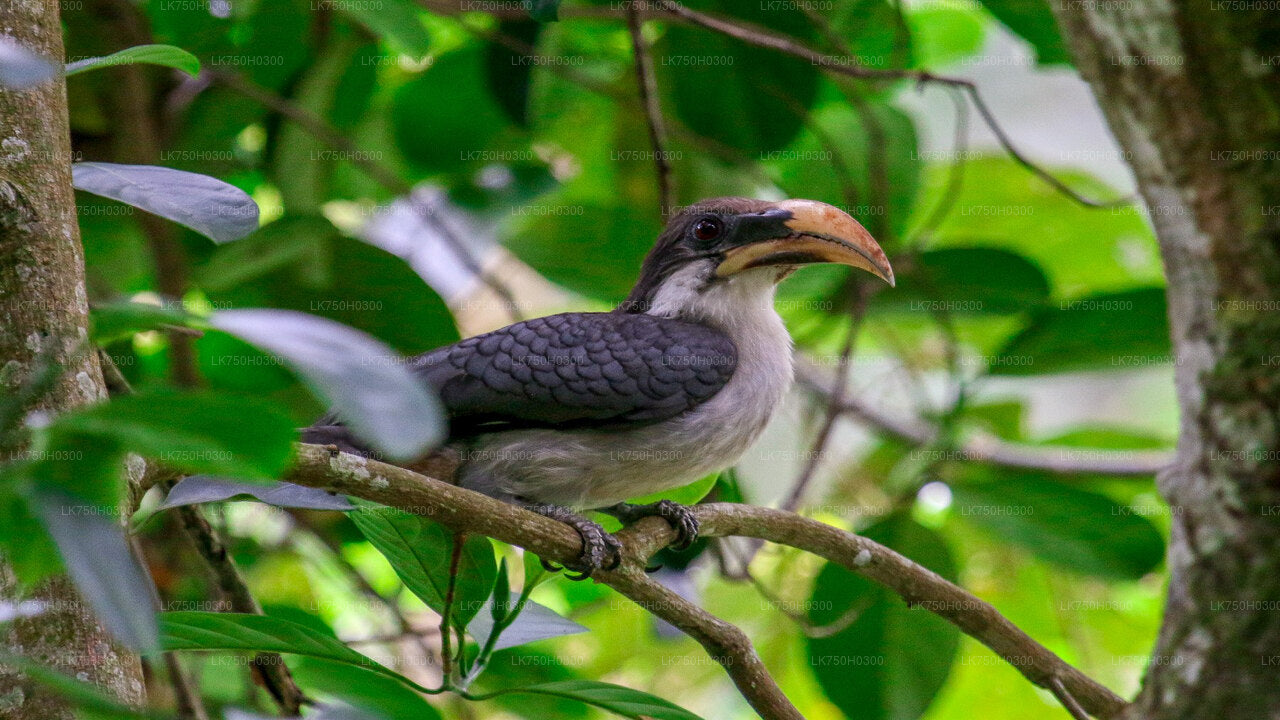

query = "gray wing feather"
410;312;736;433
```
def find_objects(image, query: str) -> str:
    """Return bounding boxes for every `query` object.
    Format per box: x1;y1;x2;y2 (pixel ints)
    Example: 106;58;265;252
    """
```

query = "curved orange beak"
715;199;894;287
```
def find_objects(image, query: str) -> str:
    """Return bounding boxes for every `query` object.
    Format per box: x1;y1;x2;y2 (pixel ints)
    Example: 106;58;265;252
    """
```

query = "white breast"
459;264;794;508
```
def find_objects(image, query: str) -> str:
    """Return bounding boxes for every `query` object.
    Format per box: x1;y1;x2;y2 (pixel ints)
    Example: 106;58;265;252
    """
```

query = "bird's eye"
693;218;722;241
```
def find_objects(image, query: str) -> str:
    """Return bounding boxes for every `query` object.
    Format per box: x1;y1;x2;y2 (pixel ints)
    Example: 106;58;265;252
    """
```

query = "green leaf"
89;300;203;344
339;0;430;56
33;490;159;652
806;515;960;720
350;505;497;626
872;247;1051;316
49;389;296;480
992;287;1170;375
209;309;446;462
906;5;987;68
494;680;703;720
158;476;354;512
65;43;200;77
485;21;542;127
977;0;1072;65
392;45;515;174
950;474;1165;579
71;162;259;244
0;485;65;585
655;0;819;153
160;611;411;685
291;657;444;720
503;201;660;303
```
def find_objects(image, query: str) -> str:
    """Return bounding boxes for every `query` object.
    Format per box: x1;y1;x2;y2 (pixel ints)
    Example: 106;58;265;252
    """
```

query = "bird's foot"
526;503;622;580
601;500;700;552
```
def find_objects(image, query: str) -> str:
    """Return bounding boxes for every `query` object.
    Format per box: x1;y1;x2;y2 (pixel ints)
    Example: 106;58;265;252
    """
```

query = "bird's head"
619;197;894;316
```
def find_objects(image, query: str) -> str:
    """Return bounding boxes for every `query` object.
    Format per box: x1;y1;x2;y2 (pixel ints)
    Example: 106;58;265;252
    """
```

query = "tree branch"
795;358;1173;477
280;444;1126;719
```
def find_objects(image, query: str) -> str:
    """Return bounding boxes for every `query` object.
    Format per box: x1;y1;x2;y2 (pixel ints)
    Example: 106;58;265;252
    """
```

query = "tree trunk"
0;1;146;716
1050;4;1280;718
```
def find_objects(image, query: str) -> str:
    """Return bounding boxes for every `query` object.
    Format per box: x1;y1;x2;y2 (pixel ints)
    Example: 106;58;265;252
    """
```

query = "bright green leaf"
350;504;497;627
492;679;703;720
65;44;200;78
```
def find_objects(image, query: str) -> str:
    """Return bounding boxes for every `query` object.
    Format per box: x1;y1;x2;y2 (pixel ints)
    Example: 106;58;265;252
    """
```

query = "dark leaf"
485;21;542;126
992;287;1170;375
806;515;960;720
950;473;1165;579
159;476;353;512
977;0;1072;65
71;162;259;244
526;0;560;22
872;247;1051;316
210;309;446;462
34;489;159;652
655;0;819;153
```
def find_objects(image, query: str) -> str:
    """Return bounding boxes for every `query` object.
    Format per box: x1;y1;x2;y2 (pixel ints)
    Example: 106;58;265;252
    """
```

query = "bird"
303;197;893;577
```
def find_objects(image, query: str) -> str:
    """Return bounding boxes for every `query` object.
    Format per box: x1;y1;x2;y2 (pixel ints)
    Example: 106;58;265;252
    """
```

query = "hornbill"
304;197;893;577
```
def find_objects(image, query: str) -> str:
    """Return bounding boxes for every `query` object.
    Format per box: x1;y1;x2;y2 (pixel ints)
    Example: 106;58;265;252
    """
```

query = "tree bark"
0;1;146;716
1050;3;1280;718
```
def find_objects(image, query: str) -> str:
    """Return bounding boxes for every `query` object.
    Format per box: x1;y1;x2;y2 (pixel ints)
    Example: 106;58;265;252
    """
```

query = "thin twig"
281;444;1127;719
625;5;675;214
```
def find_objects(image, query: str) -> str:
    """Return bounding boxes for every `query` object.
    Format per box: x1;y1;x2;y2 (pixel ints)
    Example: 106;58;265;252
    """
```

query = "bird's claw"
527;504;622;580
605;500;700;551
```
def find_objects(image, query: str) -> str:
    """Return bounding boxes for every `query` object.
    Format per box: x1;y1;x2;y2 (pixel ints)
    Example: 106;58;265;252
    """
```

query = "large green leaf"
89;300;202;345
992;287;1170;375
493;680;703;720
159;612;410;685
949;474;1165;579
872;247;1051;316
806;515;960;720
350;504;497;627
485;21;542;127
291;657;444;720
655;0;819;153
49;390;295;480
977;0;1072;65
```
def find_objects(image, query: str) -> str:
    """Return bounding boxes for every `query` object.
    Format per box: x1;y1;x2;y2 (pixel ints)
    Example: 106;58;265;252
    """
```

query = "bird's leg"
522;502;623;580
599;500;700;551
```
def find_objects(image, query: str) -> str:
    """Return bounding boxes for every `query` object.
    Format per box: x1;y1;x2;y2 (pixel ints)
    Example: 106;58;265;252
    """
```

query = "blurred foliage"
0;0;1182;718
